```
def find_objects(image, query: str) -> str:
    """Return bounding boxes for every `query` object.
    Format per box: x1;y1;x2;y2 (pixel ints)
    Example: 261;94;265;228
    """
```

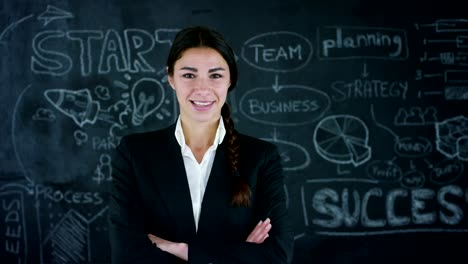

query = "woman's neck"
180;117;219;151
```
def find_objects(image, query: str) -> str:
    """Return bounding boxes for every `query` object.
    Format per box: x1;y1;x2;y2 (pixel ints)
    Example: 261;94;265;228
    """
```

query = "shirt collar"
174;116;226;149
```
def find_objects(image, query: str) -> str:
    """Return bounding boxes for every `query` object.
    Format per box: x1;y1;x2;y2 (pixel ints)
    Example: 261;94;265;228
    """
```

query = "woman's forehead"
175;47;228;69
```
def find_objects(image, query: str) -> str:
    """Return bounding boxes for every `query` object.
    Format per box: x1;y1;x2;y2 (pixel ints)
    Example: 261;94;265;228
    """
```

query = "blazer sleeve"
188;143;295;264
108;136;181;264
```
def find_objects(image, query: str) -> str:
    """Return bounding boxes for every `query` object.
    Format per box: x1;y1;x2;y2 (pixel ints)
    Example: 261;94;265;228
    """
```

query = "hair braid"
222;103;251;207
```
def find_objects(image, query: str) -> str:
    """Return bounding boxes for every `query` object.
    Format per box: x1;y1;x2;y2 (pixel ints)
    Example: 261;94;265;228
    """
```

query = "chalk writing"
394;137;433;158
365;160;402;182
401;169;426;188
331;79;408;101
34;185;103;205
154;29;179;45
91;136;119;150
31;28;178;76
0;191;27;264
318;26;408;60
241;31;313;72
239;84;330;126
429;159;464;185
304;183;468;233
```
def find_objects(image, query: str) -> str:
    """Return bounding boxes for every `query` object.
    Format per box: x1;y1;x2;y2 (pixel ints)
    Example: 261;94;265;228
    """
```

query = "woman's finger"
147;234;164;245
246;218;272;243
259;233;269;243
246;220;263;242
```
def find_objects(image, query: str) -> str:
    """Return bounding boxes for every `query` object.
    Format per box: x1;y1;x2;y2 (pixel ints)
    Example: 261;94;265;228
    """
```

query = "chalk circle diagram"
313;115;371;167
262;137;311;171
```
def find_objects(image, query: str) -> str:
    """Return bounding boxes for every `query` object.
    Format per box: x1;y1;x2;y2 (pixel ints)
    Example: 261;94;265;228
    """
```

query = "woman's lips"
190;100;215;111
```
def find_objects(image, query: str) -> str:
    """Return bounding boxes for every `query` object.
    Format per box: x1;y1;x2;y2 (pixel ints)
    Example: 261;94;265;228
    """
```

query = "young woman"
108;26;294;263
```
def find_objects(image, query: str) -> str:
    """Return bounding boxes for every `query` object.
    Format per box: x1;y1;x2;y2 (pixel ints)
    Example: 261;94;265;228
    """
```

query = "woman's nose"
194;77;210;92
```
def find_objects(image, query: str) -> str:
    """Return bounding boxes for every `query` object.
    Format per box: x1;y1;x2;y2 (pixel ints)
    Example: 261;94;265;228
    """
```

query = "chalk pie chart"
313;115;371;166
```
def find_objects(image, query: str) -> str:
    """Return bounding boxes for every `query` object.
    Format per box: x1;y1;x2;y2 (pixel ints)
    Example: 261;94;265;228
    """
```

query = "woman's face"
168;47;231;125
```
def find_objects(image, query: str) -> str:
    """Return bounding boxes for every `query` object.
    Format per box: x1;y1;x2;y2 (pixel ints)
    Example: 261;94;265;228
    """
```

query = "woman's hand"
147;234;188;261
246;218;271;244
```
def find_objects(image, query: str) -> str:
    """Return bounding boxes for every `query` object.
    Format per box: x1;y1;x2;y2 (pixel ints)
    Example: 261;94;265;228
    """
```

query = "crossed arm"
109;136;293;263
147;218;272;261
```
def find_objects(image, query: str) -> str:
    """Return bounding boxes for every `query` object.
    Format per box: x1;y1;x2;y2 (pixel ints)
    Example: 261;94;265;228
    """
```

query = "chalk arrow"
272;74;282;92
362;63;369;78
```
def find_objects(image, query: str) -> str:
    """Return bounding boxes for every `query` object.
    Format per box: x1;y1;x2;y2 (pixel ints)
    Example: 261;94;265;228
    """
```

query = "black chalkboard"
1;0;467;263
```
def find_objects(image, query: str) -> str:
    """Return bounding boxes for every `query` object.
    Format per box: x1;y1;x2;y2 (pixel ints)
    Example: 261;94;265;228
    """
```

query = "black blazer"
108;124;294;263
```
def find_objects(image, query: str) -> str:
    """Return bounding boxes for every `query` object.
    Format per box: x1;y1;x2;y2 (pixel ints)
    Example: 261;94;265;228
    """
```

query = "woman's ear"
168;76;175;90
167;67;175;90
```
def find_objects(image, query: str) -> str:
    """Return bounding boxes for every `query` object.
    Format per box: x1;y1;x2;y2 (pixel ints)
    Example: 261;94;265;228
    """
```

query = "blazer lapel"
197;143;230;235
154;125;197;238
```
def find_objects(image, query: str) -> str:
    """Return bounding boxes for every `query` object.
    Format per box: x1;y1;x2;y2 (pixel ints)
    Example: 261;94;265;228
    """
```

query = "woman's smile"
190;100;215;110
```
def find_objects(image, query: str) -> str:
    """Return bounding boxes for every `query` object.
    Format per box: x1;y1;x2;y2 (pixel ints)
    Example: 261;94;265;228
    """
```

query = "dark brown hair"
167;26;250;207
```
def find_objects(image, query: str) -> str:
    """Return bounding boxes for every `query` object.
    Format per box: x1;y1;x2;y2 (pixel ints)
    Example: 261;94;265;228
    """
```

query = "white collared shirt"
174;116;226;231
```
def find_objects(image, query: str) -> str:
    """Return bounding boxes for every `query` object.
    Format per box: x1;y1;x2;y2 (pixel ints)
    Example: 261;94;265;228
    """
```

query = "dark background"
1;0;467;263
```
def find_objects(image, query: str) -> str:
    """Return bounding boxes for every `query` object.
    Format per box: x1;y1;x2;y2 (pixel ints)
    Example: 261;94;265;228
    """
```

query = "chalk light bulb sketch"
130;77;165;126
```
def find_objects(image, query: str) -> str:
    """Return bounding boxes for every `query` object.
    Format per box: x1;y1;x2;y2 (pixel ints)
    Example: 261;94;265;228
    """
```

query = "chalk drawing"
42;207;108;263
130;77;165;126
37;5;74;26
435;116;468;160
313;115;371;167
32;108;56;122
0;14;34;44
262;129;311;171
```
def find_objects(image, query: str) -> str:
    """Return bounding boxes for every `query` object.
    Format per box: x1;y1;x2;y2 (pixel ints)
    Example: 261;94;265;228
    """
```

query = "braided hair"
167;26;250;207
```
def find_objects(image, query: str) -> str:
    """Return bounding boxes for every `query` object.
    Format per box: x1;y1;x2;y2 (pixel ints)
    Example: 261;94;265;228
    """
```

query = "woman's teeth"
193;101;212;106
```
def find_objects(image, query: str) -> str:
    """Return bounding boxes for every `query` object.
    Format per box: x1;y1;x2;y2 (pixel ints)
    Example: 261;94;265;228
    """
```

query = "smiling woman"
108;26;294;264
168;47;231;129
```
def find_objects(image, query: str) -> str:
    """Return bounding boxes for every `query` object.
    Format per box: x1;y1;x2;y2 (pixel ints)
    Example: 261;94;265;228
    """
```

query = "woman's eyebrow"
178;66;226;72
179;66;197;72
208;67;226;73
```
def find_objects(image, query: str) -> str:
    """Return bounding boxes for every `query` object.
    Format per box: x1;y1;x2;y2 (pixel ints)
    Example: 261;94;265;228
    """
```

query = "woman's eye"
182;73;195;79
210;73;222;79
